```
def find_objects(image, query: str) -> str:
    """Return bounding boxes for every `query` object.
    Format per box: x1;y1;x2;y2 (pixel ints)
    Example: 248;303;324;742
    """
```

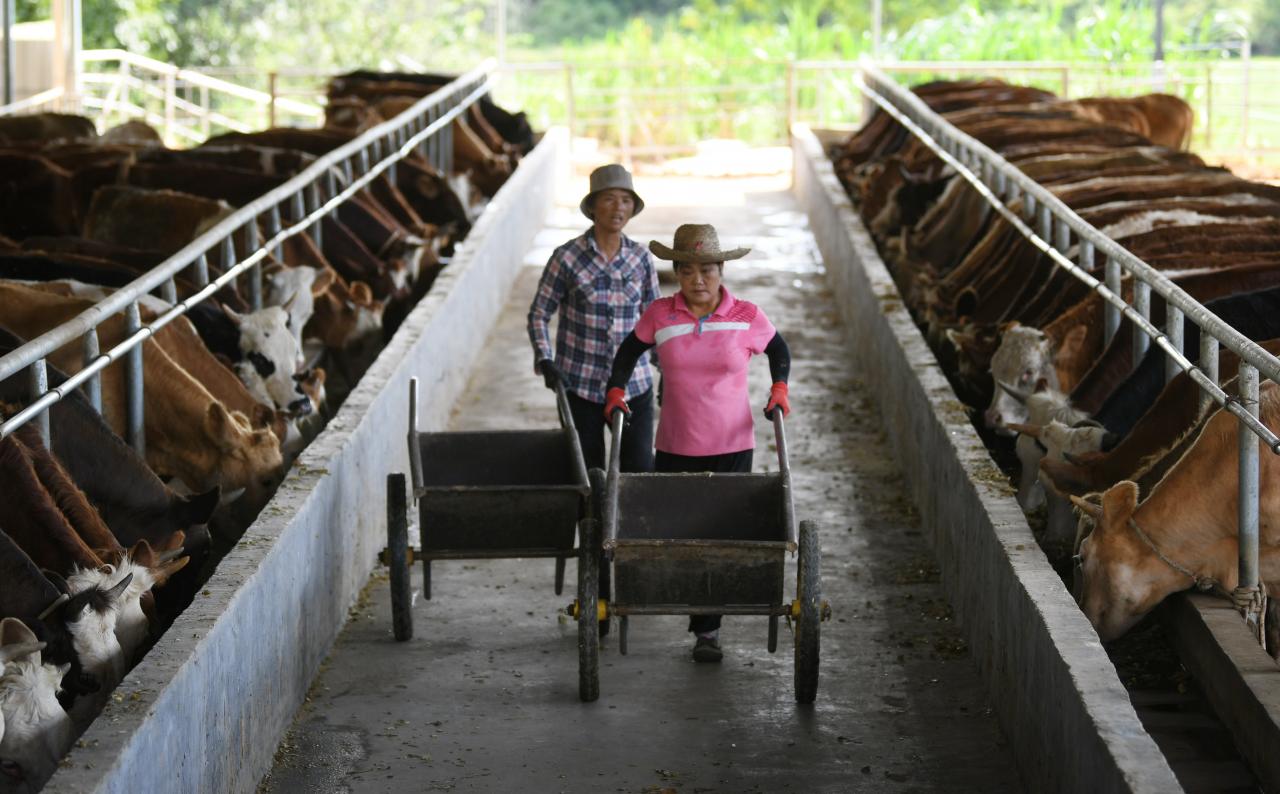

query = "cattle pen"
2;54;1280;794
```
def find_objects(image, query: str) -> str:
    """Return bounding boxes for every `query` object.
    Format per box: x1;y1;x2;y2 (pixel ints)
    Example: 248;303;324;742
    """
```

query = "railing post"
267;204;284;262
1132;280;1151;369
268;71;278;128
125;301;145;457
785;61;796;134
163;69;176;146
1204;63;1213;149
1237;363;1260;593
312;180;327;248
82;329;102;414
27;359;50;447
1199;333;1218;416
246;221;262;310
1053;215;1070;254
200;83;210;139
161;277;178;305
442;101;454;174
193;251;210;288
1164;306;1183;384
565;63;576;149
1104;253;1121;347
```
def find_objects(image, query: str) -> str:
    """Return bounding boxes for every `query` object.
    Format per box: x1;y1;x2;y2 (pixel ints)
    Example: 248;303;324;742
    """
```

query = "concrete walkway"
260;174;1022;793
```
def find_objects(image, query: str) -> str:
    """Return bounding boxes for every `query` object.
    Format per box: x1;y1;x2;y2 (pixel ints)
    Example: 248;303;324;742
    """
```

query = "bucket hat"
580;164;645;220
649;224;751;264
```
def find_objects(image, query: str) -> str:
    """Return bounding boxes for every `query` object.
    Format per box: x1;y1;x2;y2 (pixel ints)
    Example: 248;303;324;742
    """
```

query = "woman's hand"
764;381;790;419
603;387;630;420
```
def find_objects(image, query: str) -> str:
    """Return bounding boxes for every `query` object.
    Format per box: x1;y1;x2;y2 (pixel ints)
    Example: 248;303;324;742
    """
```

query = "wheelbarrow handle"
603;409;625;547
555;381;591;491
772;410;798;549
407;377;424;495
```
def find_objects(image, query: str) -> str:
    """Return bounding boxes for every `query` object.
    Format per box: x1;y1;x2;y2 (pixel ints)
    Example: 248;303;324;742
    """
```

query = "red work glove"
764;382;790;419
603;387;630;420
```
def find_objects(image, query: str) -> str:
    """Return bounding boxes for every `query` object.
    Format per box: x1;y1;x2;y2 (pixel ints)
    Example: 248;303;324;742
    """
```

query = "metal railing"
0;85;68;116
852;58;1276;618
76;50;325;145
0;61;486;456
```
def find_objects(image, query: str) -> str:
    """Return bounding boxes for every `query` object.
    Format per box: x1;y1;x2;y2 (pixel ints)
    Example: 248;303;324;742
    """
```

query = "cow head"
223;305;308;415
265;264;318;352
0;617;69;790
986;324;1058;433
1070;482;1188;641
203;403;284;504
1008;421;1116;512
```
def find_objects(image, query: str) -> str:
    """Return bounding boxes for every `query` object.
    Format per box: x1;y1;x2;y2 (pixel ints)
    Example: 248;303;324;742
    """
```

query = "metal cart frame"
385;377;591;641
572;409;829;703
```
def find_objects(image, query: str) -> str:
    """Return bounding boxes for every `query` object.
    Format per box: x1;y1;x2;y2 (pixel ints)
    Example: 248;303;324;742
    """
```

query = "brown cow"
0;283;283;499
1071;382;1280;641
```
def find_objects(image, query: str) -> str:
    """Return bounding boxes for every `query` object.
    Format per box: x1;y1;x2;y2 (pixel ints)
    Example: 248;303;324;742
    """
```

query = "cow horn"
37;593;70;620
1071;419;1103;429
1062;450;1085;466
1007;422;1041;437
105;571;135;602
155;546;186;565
1069;495;1103;519
997;381;1032;404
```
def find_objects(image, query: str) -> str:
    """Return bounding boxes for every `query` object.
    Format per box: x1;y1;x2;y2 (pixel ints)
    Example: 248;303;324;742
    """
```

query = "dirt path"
260;174;1022;793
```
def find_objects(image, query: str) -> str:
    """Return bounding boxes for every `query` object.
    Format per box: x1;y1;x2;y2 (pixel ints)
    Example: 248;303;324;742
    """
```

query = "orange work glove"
764;381;790;419
603;387;630;420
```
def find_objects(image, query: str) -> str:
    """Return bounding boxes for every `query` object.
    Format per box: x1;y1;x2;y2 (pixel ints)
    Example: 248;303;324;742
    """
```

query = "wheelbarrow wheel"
386;473;413;642
554;555;566;596
577;516;601;702
794;519;821;703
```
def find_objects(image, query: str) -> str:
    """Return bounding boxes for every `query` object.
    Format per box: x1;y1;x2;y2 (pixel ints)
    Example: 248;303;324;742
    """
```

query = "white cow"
986;324;1058;433
0;618;72;791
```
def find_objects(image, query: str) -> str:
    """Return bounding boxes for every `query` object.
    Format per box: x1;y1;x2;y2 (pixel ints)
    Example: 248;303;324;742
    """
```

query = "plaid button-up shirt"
528;229;660;403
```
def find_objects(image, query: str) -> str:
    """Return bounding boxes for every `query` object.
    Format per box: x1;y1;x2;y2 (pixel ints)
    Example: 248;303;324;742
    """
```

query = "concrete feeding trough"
43;128;569;794
792;123;1180;794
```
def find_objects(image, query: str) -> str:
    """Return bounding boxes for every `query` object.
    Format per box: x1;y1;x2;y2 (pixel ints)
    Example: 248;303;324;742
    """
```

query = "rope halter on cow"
1125;517;1220;593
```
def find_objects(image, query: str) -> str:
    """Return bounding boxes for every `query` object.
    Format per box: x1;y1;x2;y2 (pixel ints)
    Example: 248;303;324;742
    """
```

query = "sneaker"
692;635;723;663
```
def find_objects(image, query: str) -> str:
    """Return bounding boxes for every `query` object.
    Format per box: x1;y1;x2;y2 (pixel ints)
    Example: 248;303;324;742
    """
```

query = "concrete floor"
259;174;1022;794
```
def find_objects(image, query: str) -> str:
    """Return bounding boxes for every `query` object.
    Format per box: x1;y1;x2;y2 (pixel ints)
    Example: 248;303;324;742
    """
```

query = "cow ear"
1100;481;1139;528
997;320;1020;335
1033;377;1050;394
128;539;155;567
251;403;276;430
204;402;236;448
350;281;373;304
0;616;40;648
311;267;336;295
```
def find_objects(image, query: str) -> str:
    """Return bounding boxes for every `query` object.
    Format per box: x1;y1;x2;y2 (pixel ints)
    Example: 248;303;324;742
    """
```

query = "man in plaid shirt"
527;164;659;473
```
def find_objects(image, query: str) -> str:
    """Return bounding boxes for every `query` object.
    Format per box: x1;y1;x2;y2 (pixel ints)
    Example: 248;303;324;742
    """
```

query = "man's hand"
536;359;561;390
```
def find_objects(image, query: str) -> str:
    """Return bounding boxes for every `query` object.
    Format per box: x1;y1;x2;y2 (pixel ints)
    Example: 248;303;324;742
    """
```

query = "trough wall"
791;124;1180;794
43;127;569;794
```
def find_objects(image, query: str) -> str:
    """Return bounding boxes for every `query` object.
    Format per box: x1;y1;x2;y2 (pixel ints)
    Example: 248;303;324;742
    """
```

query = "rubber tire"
794;519;821;704
589;467;611;638
555;555;566;596
768;614;778;654
577;516;601;702
387;473;413;642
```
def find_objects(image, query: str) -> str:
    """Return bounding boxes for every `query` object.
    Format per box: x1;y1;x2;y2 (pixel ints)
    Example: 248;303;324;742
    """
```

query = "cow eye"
1072;554;1083;568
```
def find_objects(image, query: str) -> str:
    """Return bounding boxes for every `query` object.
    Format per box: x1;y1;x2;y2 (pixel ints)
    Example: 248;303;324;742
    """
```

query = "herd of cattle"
0;71;533;789
833;78;1280;646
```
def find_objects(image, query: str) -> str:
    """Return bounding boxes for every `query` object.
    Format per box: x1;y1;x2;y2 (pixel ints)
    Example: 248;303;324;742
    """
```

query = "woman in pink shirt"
603;223;792;663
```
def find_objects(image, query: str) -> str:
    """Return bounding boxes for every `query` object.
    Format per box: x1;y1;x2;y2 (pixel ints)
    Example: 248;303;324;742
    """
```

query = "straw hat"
580;164;645;220
649;224;751;264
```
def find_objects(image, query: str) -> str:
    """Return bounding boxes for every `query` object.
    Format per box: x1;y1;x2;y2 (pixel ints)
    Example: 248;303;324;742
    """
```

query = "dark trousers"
566;389;655;474
567;389;654;618
655;448;754;634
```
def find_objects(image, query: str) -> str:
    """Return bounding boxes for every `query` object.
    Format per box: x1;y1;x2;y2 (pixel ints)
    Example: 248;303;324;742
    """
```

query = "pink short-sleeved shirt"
633;286;776;457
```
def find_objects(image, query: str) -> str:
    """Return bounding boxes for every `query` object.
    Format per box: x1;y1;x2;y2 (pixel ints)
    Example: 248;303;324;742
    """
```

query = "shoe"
692;635;723;663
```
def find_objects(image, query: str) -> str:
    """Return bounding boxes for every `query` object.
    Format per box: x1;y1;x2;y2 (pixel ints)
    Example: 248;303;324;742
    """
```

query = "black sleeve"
764;331;790;384
606;332;654;391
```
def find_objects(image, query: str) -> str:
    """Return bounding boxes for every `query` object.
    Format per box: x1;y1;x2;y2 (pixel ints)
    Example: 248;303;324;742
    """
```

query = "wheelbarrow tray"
609;472;789;608
415;428;589;555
